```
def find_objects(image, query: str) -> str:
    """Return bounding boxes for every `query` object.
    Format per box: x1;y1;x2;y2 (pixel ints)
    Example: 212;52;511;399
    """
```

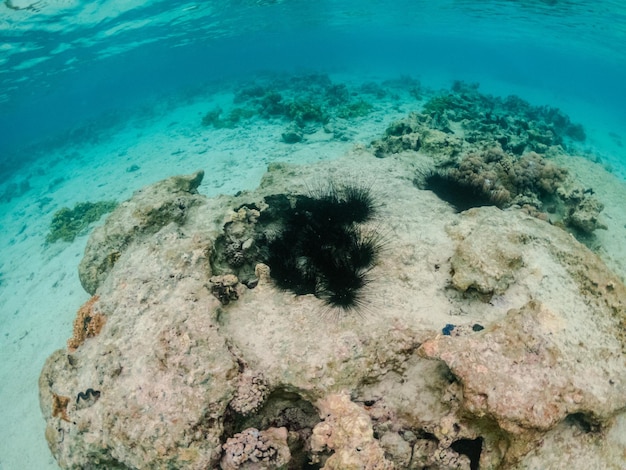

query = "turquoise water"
1;1;626;469
1;0;625;176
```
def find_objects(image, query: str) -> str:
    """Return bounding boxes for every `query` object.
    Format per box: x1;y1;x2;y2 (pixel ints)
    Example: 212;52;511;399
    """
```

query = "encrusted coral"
254;263;271;283
421;84;586;154
371;112;426;157
371;84;606;235
211;206;262;283
385;110;606;235
229;370;269;416
220;427;291;470
372;81;587;160
209;274;241;305
442;148;568;209
310;392;394;469
67;295;106;353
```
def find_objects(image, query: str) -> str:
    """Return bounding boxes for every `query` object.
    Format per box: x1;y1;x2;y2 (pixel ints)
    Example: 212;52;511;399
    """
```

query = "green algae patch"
201;106;256;128
47;201;118;243
336;100;373;119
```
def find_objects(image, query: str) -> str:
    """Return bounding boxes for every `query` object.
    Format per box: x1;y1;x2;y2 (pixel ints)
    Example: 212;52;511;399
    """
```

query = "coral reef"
39;158;626;469
420;84;586;153
46;200;117;243
428;148;569;210
202;74;377;141
372;84;606;236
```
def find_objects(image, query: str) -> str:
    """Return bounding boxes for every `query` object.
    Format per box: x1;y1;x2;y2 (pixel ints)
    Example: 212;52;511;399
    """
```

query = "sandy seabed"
1;72;625;469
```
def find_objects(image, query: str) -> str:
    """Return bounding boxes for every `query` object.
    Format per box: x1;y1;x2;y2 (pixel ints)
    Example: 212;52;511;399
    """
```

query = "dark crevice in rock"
451;436;483;470
564;412;603;434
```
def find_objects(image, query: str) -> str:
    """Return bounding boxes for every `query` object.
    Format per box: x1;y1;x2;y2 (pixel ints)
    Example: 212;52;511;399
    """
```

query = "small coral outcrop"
310;392;394;469
201;74;375;143
220;427;291;470
209;274;242;305
229;370;270;417
373;83;606;236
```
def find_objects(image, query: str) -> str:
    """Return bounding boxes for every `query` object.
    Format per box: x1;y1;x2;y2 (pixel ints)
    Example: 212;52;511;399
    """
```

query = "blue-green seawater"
1;0;625;174
0;1;626;469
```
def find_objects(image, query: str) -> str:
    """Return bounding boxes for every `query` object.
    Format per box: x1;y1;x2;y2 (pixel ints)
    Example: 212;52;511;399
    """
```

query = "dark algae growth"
201;74;376;143
47;201;118;243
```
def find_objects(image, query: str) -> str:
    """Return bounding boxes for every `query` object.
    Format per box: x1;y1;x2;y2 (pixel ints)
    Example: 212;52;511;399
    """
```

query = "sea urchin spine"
261;182;383;312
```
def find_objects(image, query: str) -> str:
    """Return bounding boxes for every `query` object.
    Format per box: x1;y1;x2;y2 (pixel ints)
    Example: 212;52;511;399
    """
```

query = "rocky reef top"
372;83;606;238
40;151;626;469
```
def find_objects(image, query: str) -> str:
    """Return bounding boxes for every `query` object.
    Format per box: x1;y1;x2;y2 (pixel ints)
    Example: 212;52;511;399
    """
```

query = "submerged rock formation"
40;154;626;469
372;84;606;237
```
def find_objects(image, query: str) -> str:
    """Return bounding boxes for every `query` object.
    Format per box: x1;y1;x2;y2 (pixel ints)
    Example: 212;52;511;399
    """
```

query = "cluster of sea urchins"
261;183;383;312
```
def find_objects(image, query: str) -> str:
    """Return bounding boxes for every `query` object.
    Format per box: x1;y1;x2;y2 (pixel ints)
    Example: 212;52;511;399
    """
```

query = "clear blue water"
1;0;625;177
1;1;626;468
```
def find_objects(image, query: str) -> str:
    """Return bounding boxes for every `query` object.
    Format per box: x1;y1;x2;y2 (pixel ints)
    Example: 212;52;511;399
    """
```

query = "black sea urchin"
259;182;383;312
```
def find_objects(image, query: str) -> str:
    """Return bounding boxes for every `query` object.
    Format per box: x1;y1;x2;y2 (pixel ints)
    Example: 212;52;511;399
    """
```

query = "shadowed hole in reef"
421;170;498;212
222;388;322;469
564;412;602;433
451;437;483;470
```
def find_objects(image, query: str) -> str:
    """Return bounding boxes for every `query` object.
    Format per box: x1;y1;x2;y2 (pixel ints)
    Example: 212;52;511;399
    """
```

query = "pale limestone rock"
40;222;237;469
420;300;626;433
39;155;626;469
310;392;394;470
566;195;607;233
78;170;205;294
447;208;525;296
